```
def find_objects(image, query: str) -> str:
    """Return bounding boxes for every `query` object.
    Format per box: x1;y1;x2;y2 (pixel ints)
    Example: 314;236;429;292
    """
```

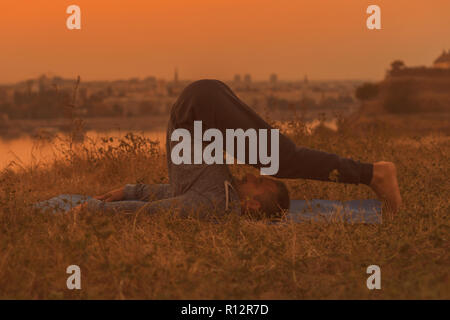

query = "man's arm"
95;184;172;202
122;184;172;201
85;192;219;219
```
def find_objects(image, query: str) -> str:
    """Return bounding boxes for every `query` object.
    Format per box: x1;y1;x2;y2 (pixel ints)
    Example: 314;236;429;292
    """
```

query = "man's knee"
183;79;225;100
171;79;228;122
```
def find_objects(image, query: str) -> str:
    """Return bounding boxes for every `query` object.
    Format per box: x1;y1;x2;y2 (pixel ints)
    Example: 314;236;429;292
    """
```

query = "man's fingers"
105;194;120;202
95;193;110;200
94;188;124;202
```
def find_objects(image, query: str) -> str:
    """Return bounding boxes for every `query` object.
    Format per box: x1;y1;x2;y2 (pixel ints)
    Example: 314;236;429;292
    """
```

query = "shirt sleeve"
123;184;172;201
85;193;216;218
86;198;178;215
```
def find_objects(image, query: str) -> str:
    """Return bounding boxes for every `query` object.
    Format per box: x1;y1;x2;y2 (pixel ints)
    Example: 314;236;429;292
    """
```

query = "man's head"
236;173;290;218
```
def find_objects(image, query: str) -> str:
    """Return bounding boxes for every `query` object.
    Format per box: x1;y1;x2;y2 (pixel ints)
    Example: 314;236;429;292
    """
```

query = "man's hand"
94;187;125;202
69;202;88;214
67;186;125;214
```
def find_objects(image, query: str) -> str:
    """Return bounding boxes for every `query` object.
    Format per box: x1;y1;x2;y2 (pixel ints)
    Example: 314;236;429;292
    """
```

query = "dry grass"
0;113;448;299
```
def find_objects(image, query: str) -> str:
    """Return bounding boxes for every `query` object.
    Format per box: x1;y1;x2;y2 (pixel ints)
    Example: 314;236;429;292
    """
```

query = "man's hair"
253;178;290;219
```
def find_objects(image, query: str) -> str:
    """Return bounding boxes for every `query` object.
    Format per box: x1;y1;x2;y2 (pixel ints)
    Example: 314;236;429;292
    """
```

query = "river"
0;119;337;170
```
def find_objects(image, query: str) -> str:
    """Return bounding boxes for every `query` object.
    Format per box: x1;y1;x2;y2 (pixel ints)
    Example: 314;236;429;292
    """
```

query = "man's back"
166;104;240;213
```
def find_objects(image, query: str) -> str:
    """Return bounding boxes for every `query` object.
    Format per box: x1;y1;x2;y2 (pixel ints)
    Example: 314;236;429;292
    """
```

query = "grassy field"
0;112;448;299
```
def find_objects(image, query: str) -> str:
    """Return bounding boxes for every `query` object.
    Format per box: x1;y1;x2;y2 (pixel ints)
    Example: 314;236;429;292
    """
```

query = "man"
78;79;401;219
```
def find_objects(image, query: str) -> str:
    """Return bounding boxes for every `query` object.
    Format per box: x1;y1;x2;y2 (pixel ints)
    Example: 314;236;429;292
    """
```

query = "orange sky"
1;0;449;83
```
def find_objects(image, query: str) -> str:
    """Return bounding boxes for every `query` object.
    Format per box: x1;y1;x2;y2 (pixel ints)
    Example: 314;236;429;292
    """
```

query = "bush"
355;83;379;101
383;79;420;113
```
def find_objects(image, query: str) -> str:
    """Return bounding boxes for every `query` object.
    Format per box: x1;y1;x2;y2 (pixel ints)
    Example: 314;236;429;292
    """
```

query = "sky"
1;0;449;83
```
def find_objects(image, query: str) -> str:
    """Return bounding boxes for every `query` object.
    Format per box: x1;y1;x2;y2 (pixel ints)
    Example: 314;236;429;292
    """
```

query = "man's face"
237;173;278;211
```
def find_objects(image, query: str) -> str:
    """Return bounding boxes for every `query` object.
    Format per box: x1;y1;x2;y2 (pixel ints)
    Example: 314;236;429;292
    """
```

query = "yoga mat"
287;199;382;224
34;195;382;224
34;194;93;213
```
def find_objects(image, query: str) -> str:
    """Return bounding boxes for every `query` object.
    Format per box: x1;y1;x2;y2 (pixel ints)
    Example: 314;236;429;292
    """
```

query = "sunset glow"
1;0;449;82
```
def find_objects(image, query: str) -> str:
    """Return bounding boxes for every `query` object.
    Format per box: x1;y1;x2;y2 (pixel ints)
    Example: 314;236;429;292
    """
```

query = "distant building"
244;74;252;84
233;74;241;83
38;74;49;92
433;50;450;69
269;73;278;84
156;79;167;96
174;68;179;84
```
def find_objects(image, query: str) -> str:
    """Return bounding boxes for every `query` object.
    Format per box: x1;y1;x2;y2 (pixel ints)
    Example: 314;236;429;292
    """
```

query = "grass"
0;112;448;299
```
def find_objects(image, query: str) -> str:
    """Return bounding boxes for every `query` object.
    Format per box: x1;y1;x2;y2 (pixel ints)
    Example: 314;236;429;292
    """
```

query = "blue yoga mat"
34;194;93;213
35;195;382;224
287;199;382;224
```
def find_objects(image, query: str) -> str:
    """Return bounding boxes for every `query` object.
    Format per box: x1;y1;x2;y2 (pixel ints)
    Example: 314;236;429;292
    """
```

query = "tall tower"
174;67;179;84
270;73;278;84
244;74;252;84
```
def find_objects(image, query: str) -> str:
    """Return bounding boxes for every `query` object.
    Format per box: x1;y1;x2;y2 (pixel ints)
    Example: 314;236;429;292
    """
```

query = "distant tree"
300;96;317;109
106;86;113;96
139;100;158;115
383;79;420;113
355;82;380;101
318;96;338;109
389;60;406;75
337;94;354;104
391;60;405;70
112;103;123;116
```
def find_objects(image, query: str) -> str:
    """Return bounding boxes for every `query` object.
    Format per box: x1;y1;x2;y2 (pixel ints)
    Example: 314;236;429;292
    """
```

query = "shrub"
383;79;420;113
355;83;379;101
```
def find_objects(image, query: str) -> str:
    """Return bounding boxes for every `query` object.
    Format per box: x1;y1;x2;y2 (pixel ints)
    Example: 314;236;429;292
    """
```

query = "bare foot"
370;161;402;219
